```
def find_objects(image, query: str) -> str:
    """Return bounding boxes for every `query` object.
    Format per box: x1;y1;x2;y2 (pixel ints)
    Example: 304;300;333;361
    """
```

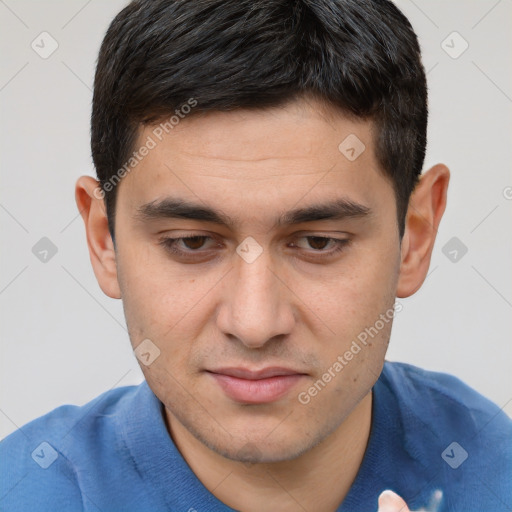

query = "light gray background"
1;0;511;440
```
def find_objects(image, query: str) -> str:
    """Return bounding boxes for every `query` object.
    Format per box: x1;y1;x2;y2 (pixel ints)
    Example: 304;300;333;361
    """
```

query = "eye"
158;235;215;256
295;236;338;251
158;234;351;262
290;236;350;259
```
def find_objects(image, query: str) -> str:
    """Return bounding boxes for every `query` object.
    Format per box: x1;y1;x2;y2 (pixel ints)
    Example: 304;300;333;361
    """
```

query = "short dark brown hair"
91;0;427;241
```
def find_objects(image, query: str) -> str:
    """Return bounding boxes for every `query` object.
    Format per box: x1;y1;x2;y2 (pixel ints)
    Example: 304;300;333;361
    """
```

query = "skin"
76;96;448;512
378;490;411;512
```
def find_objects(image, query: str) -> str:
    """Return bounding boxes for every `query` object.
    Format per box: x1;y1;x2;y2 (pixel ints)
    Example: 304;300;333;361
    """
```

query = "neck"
165;391;373;512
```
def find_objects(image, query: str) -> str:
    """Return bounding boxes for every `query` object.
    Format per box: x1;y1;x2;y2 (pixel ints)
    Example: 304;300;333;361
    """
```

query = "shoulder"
379;361;512;508
0;384;141;511
381;361;511;436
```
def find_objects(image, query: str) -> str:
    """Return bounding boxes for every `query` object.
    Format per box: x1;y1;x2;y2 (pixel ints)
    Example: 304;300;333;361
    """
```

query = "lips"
210;367;302;380
206;367;307;404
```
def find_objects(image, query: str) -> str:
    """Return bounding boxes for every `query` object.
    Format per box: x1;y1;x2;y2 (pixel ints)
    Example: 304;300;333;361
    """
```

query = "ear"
75;176;121;299
397;164;450;298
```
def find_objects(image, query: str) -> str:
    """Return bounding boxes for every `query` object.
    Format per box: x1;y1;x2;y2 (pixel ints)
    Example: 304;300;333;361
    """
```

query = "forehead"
142;99;372;166
116;98;394;229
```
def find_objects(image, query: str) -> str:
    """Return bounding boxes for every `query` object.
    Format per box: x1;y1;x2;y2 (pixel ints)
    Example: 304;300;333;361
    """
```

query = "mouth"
206;367;308;404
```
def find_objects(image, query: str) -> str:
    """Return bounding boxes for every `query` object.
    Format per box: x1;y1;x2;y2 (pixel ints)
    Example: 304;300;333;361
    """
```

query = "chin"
215;439;311;465
190;422;321;465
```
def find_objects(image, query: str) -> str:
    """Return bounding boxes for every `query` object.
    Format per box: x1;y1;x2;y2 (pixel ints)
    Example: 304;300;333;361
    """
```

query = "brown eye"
180;236;208;250
305;237;331;251
290;236;351;261
158;235;216;258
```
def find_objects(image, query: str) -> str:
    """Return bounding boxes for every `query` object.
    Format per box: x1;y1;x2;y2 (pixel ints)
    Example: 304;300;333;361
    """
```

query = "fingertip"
377;489;409;512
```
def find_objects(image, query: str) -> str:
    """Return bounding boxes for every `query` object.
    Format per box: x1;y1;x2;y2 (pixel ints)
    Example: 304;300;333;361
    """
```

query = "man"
1;0;510;511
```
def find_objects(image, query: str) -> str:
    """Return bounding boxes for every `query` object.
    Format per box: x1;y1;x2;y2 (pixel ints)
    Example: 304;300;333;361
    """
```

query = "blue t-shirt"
1;361;511;511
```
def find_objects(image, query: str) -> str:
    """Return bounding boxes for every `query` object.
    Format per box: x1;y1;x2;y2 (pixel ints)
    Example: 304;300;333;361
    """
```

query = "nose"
216;245;295;349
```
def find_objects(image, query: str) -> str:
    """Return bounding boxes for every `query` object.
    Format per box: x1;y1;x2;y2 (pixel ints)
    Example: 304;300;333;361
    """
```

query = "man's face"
113;97;402;462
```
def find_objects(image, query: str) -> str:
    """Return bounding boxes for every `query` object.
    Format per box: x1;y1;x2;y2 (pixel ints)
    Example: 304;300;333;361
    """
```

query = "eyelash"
158;235;350;261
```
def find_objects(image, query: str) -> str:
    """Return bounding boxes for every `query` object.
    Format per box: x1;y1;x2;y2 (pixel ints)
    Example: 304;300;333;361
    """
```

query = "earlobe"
396;164;450;298
75;176;121;299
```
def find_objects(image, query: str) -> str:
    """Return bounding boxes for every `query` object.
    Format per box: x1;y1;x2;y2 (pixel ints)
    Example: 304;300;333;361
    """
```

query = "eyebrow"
135;196;372;230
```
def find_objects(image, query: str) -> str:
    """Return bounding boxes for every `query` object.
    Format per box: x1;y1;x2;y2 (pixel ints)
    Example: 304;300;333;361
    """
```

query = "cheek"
116;240;218;351
289;239;400;394
293;239;399;336
293;315;392;431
